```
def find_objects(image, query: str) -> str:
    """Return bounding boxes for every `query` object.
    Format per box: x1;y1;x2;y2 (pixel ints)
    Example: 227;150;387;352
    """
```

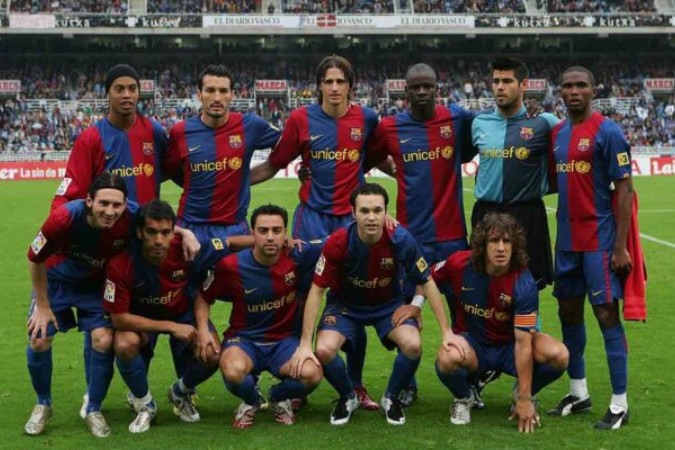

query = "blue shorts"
553;250;623;305
464;333;517;377
317;301;418;351
292;204;351;241
28;281;111;337
180;220;250;269
222;335;299;378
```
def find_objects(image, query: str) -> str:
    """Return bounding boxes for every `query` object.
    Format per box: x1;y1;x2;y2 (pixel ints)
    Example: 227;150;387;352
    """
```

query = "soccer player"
194;204;324;428
166;64;282;267
547;66;634;430
364;62;478;406
432;213;568;432
52;64;169;209
103;200;223;433
289;183;456;426
470;57;559;291
25;173;135;438
251;55;381;409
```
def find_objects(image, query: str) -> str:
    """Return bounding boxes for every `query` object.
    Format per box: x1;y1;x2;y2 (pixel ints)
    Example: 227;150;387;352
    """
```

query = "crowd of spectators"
542;0;656;12
9;0;127;13
1;57;674;154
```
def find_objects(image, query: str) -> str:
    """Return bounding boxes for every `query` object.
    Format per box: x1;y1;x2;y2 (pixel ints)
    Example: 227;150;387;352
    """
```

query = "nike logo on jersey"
592;290;604;297
105;152;116;160
400;138;412;144
310;134;323;141
244;288;258;294
189;145;201;152
461;286;474;291
553;146;560;153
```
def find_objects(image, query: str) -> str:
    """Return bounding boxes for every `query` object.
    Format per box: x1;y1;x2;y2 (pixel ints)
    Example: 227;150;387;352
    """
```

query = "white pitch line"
640;233;675;249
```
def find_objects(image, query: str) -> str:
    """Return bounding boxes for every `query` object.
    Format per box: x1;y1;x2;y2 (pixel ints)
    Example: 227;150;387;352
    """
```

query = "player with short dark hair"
470;56;559;290
432;213;568;432
25;173;135;438
251;55;382;410
547;66;634;430
104;200;221;434
195;204;324;428
289;183;456;426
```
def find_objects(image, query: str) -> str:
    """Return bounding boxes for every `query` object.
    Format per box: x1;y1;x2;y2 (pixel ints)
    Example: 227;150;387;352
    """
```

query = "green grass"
0;176;673;449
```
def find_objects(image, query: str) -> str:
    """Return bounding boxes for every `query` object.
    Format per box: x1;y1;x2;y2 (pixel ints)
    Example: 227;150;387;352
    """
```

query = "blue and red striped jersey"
313;223;430;308
103;236;210;320
201;243;323;343
367;105;475;244
28;200;135;287
551;112;632;251
432;250;539;344
52;115;168;209
268;104;379;215
168;114;281;226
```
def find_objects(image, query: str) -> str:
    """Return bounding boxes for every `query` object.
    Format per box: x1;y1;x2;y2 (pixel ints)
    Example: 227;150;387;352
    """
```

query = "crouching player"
433;213;569;432
25;173;135;438
195;204;324;428
289;183;455;426
103;200;224;433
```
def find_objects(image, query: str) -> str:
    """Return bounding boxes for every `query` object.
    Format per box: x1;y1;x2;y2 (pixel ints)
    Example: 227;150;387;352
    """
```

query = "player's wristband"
411;295;425;309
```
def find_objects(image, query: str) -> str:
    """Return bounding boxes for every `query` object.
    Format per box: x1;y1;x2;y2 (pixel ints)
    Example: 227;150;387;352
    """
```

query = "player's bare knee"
553;344;570;370
398;336;422;359
222;356;250;383
90;328;114;352
29;337;52;352
314;342;338;365
436;350;461;373
205;351;220;369
301;361;323;388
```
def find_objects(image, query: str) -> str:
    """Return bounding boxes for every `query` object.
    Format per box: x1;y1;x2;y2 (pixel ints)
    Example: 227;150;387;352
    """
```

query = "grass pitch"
0;175;673;449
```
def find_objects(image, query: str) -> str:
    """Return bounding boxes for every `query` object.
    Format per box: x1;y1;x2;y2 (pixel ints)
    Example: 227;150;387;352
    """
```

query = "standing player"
25;173;134;438
104;200;222;433
194;204;324;428
289;183;456;426
53;64;169;209
365;63;477;406
470;57;559;291
250;55;381;409
547;66;634;430
166;64;281;268
432;213;568;431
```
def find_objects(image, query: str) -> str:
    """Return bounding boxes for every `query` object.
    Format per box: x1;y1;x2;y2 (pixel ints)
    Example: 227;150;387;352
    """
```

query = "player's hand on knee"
27;304;58;340
196;329;219;363
442;330;468;360
289;346;318;379
171;323;197;342
392;305;420;327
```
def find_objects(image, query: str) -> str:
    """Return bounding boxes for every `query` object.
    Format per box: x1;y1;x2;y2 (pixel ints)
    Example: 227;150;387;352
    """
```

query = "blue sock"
562;323;587;379
532;363;565;395
87;349;114;413
602;324;628;395
269;378;312;402
181;357;218;391
83;331;92;387
435;360;470;399
27;346;52;406
323;356;354;399
116;355;149;399
224;373;258;406
385;352;421;398
347;326;367;386
169;336;188;378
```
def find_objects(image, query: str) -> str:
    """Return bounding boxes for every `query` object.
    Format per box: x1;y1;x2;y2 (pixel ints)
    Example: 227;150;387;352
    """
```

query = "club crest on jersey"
229;135;243;148
323;315;336;326
416;257;428;273
284;271;296;286
315;255;326;275
104;280;115;303
350;128;362;142
381;257;395;271
440;125;452;139
171;269;186;282
577;138;591;152
499;293;512;307
211;238;225;251
520;127;534;141
143;142;154;155
31;231;47;254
